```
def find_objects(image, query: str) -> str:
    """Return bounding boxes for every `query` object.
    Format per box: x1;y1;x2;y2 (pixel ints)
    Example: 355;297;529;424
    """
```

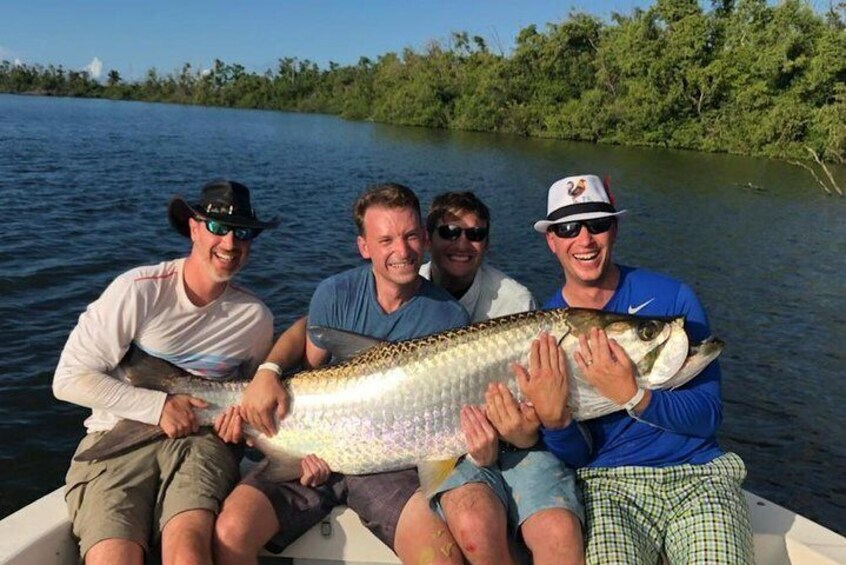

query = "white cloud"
13;58;23;67
85;57;103;79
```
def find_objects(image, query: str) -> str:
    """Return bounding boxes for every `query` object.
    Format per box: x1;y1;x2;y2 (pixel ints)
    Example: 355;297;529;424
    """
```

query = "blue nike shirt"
541;265;725;468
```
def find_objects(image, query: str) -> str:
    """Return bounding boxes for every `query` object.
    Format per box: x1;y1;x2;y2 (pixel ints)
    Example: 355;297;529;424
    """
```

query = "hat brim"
168;196;280;238
533;209;626;233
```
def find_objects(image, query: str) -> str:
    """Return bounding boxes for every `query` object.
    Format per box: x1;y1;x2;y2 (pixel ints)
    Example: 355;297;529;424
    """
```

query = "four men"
54;175;753;564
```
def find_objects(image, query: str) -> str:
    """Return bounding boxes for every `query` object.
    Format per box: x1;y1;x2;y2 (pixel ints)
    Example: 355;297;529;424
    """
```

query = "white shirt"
419;262;537;322
53;258;273;433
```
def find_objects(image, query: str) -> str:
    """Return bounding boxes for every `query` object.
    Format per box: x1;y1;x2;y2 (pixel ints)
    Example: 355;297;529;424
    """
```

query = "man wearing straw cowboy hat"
515;173;753;564
54;180;279;565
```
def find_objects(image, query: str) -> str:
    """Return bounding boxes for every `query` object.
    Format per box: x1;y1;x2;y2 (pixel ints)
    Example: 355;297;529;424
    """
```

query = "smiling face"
188;217;251;283
546;219;616;289
357;205;426;293
429;211;488;289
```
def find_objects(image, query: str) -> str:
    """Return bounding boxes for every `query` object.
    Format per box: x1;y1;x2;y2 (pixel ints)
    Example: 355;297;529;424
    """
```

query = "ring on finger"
585;359;593;367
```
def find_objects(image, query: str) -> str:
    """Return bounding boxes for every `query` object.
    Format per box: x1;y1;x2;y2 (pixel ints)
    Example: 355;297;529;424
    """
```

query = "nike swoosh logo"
628;298;655;315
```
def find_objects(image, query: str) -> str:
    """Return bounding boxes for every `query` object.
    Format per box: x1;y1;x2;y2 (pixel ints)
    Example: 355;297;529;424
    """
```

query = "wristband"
257;362;282;376
622;387;646;414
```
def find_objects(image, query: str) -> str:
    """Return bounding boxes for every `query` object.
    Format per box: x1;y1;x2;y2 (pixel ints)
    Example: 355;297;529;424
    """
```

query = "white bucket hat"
533;174;627;233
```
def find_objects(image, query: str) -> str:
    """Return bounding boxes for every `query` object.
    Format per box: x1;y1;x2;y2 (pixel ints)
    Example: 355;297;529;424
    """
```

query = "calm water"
1;94;844;534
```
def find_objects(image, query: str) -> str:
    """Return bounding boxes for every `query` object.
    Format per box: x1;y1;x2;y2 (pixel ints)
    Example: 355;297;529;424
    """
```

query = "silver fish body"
85;308;723;480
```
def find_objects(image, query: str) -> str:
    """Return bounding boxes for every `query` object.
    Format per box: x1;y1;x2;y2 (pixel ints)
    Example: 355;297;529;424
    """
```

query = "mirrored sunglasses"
437;224;489;242
202;219;260;241
550;217;615;239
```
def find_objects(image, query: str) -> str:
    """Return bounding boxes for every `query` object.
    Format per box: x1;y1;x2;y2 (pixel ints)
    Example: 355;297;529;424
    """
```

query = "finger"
608;338;629;366
595;329;612;363
578;333;592;364
259;408;276;437
520;402;539;424
512;362;530;393
188;396;209;409
529;338;541;375
537;331;551;370
497;383;519;413
554;339;567;377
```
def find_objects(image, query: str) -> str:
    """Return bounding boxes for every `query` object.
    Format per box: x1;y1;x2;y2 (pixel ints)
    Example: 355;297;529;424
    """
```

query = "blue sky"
1;0;655;81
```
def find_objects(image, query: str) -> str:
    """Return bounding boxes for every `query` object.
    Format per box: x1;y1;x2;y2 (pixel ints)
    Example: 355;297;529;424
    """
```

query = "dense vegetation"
2;0;844;175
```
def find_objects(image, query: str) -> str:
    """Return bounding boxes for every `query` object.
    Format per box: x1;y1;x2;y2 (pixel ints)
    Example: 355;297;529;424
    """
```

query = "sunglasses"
201;219;260;241
550;217;615;239
436;224;489;242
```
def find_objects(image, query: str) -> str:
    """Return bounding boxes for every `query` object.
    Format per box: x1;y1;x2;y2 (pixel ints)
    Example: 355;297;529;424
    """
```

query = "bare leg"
214;484;280;565
395;491;464;565
521;508;584;565
440;483;514;565
161;508;215;565
85;538;144;565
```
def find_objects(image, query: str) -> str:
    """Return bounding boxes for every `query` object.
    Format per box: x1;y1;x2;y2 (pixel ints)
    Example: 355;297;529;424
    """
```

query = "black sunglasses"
550;217;615;239
437;224;489;242
201;218;260;241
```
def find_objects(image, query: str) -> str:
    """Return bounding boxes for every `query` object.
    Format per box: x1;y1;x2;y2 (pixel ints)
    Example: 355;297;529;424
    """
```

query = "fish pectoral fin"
252;453;304;484
307;326;386;362
74;420;165;462
418;458;460;498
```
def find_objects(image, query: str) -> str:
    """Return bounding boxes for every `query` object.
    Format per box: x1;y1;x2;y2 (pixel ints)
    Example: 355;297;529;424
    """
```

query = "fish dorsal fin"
74;419;165;462
119;344;187;391
308;326;386;361
418;458;460;498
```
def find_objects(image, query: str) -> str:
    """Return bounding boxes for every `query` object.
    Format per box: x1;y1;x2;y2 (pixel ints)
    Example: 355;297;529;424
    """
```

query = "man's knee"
441;484;507;551
522;509;583;559
213;486;278;553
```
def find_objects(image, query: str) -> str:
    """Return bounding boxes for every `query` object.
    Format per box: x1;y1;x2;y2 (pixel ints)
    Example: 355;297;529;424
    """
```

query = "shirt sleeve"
539;421;592;467
53;274;168;426
634;283;722;437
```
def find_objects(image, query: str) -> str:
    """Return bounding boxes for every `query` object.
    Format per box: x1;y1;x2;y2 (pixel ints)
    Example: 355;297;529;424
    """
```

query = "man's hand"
240;368;290;437
575;327;640;406
159;394;207;438
214;405;244;444
300;454;332;487
512;332;572;429
460;405;499;466
485;382;539;448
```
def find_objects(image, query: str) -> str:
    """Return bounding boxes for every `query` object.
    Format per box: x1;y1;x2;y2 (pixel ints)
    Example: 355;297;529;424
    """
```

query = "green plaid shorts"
577;452;753;564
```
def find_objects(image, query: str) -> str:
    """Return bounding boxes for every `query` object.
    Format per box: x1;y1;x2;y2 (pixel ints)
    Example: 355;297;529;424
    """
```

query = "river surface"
1;94;844;535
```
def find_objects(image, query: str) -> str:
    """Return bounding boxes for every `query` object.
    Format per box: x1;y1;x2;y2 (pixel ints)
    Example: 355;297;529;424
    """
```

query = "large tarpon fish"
76;308;722;490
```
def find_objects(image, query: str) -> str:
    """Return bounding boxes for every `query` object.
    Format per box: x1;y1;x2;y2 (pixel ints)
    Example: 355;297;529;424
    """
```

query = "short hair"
353;183;422;235
426;191;491;234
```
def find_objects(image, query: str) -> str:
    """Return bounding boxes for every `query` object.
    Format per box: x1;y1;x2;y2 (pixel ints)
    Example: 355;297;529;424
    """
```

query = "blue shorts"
429;447;584;533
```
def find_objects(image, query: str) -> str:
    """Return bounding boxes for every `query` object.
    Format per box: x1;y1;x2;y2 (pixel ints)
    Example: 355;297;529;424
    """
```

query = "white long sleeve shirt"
419;262;537;322
53;258;273;433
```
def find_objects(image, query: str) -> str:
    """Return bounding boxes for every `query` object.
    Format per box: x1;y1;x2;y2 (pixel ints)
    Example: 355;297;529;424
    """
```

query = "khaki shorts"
64;429;240;558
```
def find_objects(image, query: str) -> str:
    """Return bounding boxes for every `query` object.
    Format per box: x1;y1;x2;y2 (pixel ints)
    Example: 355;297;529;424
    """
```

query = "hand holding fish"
300;454;331;487
240;369;290;437
214;406;244;444
160;394;207;438
575;327;641;406
512;332;572;429
485;382;539;448
460;405;499;466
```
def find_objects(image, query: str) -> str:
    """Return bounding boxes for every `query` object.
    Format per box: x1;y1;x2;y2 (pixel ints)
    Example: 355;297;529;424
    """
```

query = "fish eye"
637;321;661;341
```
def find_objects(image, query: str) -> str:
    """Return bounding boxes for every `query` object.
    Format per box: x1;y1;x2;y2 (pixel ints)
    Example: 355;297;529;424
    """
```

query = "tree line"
2;0;844;177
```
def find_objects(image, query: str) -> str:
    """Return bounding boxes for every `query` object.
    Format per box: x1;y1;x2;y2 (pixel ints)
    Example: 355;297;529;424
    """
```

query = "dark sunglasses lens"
585;218;615;234
437;225;463;240
205;219;230;236
233;228;259;241
464;227;488;242
552;222;581;238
